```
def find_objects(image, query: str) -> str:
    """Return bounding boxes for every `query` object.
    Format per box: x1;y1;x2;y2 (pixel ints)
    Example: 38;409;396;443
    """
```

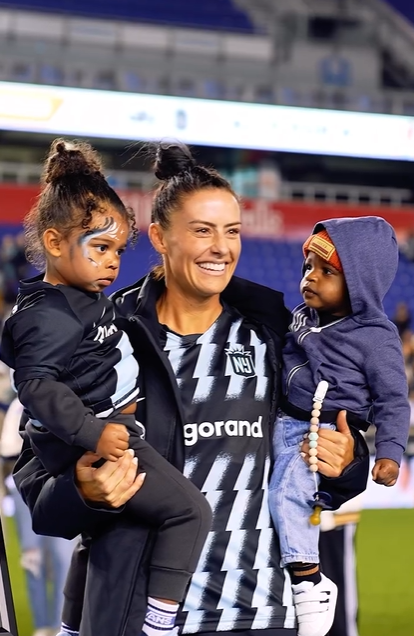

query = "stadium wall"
1;183;413;239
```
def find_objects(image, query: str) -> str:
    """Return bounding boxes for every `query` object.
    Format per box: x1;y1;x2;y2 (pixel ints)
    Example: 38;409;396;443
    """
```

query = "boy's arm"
366;336;410;465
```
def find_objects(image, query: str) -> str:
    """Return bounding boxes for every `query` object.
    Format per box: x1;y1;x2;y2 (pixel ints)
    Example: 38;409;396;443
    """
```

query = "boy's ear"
43;228;63;257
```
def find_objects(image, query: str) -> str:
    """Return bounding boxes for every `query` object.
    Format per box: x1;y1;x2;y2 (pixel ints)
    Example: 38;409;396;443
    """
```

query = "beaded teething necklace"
308;380;329;526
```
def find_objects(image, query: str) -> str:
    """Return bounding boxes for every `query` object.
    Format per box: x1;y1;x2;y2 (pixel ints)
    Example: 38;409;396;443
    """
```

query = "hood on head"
310;216;398;320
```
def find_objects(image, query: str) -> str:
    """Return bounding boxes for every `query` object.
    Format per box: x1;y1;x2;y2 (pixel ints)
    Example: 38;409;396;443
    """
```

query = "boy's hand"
372;459;399;487
96;424;130;461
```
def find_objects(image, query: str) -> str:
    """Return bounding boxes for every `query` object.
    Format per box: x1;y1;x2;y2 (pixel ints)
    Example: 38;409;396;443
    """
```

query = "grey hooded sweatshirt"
282;216;410;465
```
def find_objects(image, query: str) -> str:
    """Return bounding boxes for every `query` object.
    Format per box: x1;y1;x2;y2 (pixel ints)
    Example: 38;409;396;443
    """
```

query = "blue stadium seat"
2;228;412;326
234;239;414;320
119;71;144;93
385;1;414;24
39;63;64;85
6;0;254;32
203;80;225;100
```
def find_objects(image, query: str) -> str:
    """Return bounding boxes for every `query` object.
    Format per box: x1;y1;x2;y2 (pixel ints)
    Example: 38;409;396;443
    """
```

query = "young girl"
1;139;212;636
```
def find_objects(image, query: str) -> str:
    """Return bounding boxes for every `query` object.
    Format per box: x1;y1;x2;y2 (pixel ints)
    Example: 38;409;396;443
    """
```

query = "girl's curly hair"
25;138;138;270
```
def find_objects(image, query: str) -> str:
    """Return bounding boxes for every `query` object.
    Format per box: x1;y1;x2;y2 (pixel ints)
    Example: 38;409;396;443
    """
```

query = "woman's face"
150;188;242;300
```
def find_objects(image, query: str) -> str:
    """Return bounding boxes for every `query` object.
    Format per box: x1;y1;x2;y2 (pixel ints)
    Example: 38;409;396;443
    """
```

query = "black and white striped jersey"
160;304;295;633
1;275;139;419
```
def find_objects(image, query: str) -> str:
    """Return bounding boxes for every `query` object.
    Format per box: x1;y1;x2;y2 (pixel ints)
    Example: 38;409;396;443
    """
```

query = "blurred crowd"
0;232;72;636
392;301;414;425
0;232;30;326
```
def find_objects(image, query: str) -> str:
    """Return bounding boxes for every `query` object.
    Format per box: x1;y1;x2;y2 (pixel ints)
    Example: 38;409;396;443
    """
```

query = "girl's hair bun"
43;138;104;185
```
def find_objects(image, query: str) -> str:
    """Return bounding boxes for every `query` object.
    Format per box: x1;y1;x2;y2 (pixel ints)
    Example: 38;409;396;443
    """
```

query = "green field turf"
4;516;33;636
4;509;414;636
357;509;414;636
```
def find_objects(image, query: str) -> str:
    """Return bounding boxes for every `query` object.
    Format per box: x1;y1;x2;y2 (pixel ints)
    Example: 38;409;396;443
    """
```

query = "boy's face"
300;251;351;316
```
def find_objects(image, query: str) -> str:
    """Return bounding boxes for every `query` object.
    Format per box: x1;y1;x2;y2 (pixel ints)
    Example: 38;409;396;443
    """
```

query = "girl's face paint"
52;209;129;292
78;216;126;270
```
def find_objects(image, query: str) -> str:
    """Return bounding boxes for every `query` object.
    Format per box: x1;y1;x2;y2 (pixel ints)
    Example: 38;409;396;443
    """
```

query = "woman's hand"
301;410;354;478
75;449;145;508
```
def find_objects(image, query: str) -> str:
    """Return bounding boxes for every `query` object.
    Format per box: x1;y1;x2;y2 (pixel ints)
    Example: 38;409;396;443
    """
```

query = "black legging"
32;414;212;629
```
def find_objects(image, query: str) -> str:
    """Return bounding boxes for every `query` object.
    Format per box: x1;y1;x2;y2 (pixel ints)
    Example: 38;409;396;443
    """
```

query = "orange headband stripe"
303;229;343;273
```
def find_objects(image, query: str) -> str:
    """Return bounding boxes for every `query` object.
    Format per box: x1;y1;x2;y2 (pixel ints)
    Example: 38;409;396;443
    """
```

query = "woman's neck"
156;288;223;335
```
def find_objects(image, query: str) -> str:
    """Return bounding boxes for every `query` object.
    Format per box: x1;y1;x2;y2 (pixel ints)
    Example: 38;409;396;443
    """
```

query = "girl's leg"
125;433;212;636
125;434;212;602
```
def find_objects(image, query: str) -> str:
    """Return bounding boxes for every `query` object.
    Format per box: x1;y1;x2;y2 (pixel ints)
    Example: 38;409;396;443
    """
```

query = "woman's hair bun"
43;138;104;185
153;142;196;181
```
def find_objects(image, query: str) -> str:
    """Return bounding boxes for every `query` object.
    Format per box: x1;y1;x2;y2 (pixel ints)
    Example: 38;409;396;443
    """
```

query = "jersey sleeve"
8;293;84;386
18;378;106;451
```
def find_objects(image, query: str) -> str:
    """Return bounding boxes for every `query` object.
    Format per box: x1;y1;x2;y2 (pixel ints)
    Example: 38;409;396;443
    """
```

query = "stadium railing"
0;161;411;208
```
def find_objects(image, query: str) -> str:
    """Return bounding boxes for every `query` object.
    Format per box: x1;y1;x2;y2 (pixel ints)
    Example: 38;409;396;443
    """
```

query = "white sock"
59;623;79;636
142;597;179;636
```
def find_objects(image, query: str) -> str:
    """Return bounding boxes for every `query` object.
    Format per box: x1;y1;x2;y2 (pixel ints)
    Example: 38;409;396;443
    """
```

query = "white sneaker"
292;573;338;636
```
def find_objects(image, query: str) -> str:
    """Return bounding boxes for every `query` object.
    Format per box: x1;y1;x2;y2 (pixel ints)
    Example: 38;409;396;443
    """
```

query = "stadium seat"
235;239;414;318
1;227;412;323
119;71;144;92
10;62;36;83
39;63;64;85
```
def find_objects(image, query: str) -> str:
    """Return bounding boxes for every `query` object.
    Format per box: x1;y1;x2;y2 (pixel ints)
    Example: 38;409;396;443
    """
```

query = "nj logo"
225;344;256;378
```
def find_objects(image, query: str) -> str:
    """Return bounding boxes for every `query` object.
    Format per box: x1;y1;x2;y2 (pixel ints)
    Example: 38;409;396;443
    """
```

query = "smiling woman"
147;143;242;334
151;189;242;329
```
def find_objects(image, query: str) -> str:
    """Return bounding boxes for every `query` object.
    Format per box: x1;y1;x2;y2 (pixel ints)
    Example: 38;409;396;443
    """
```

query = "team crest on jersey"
225;344;256;378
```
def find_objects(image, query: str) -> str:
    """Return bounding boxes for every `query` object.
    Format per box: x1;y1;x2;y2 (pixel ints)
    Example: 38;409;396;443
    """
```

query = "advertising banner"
1;80;414;160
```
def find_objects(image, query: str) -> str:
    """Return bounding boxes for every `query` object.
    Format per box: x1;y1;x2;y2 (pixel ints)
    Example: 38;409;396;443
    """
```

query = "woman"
13;143;369;636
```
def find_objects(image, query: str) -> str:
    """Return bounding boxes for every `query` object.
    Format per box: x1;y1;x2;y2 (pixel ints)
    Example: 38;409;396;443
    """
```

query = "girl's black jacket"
13;275;369;636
